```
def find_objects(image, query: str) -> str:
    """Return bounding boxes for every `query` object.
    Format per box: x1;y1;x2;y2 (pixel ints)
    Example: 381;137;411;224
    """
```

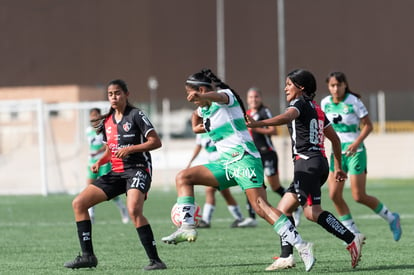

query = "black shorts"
261;151;278;177
286;156;329;206
93;168;151;200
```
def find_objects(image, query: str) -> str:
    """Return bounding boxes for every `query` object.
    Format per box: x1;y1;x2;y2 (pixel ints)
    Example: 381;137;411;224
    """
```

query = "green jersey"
86;126;106;163
197;89;260;162
321;93;368;152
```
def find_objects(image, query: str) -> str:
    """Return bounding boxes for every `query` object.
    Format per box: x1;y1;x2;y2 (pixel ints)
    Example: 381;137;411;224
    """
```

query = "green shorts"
329;147;367;175
87;162;111;180
204;153;264;191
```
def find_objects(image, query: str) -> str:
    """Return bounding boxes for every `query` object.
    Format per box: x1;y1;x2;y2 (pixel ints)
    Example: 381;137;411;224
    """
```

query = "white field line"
0;214;413;227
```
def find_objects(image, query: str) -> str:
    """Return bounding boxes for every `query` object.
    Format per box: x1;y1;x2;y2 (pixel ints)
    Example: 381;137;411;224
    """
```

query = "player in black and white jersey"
247;69;365;271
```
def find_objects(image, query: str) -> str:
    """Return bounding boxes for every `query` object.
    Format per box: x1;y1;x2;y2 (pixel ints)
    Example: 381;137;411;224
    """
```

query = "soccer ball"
170;202;202;227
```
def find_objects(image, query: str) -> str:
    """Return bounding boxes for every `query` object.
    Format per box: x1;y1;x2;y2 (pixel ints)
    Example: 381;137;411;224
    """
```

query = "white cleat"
297;242;315;272
162;225;198;245
237;217;258;228
265;254;296;271
346;233;365;268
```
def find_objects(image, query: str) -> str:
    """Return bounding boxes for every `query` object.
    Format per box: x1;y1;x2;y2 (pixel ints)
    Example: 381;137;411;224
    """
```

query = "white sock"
273;214;304;247
375;203;395;223
179;203;196;226
227;205;243;220
202;203;215;223
339;215;360;234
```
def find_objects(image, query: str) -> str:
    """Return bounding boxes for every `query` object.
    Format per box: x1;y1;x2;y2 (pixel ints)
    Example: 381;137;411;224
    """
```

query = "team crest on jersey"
342;106;349;114
106;126;112;134
123;122;132;132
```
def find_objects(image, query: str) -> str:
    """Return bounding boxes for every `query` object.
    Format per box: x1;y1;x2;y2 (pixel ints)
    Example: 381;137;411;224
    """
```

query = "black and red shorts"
286;156;329;206
93;168;151;200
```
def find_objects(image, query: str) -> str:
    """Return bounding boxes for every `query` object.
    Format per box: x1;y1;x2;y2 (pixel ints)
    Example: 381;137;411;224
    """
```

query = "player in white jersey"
162;69;315;272
187;133;245;228
321;71;401;241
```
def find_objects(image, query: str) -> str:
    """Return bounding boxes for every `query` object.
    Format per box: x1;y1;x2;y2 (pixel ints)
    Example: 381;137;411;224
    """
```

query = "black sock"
76;220;94;256
137;224;160;261
274;186;286;197
317;211;354;244
246;196;256;219
280;216;294;257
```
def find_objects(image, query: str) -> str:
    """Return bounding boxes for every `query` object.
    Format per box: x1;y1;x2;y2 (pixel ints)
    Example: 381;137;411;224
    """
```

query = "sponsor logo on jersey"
109;143;133;153
106;126;112;134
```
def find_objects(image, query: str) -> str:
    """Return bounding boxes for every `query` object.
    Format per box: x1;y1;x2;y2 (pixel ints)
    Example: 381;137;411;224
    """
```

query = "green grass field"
0;179;412;274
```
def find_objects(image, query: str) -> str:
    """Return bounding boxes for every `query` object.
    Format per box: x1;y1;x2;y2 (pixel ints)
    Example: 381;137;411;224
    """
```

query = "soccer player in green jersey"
162;69;315;272
321;72;401;241
186;133;246;228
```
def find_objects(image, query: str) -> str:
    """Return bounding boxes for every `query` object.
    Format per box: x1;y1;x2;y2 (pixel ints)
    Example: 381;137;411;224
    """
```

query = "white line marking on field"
0;214;412;227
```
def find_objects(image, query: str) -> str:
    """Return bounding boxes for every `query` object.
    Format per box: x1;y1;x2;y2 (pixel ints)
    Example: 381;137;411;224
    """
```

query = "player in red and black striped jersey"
247;69;365;271
102;103;155;173
64;79;166;271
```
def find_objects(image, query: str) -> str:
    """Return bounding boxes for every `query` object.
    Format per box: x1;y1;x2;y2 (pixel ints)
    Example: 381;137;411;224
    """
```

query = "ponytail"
200;69;248;121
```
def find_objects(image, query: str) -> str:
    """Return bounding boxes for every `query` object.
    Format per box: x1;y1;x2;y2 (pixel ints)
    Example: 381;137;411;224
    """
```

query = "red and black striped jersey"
103;105;155;173
287;97;330;160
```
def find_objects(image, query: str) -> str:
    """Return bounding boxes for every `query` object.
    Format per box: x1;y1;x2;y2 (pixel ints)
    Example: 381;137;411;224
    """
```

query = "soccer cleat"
143;259;167;270
297;242;315;272
197;220;211;228
161;225;197;244
64;254;98;269
230;219;243;228
265;254;296;271
389;213;402;241
237;217;258;228
122;216;130;224
346;233;365;268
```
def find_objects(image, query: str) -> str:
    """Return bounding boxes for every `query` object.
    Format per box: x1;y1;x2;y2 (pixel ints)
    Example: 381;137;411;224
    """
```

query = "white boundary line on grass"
0;214;413;227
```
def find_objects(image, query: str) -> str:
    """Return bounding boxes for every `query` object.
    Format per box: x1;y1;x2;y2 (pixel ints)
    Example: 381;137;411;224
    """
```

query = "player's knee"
128;206;142;219
72;197;87;212
329;191;342;202
353;193;365;204
175;170;190;187
304;213;316;222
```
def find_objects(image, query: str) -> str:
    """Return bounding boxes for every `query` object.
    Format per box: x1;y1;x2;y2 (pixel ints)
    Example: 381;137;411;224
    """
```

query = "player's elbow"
152;139;162;150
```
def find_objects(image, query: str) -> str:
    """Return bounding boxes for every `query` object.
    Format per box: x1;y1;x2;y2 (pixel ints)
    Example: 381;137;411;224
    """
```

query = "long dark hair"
185;68;248;121
326;71;361;98
94;79;133;134
287;69;317;100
